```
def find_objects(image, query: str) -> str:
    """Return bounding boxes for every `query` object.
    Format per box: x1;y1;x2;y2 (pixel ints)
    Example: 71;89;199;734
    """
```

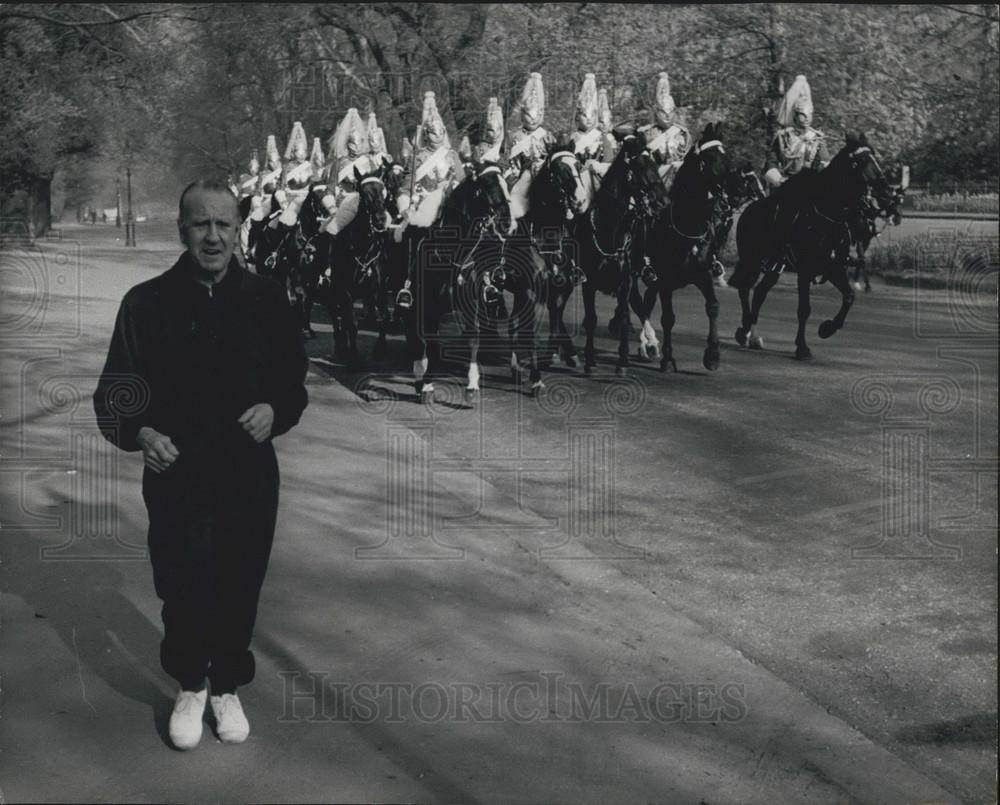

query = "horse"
728;132;901;360
570;129;670;375
638;123;732;372
503;137;593;380
311;165;390;367
399;162;513;403
251;194;306;316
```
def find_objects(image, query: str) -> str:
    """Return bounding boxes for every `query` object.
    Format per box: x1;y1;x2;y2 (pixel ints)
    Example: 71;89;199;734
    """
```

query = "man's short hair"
178;180;238;222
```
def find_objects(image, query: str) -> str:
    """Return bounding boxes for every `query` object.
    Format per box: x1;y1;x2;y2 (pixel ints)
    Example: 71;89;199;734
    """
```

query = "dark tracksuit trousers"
94;254;308;693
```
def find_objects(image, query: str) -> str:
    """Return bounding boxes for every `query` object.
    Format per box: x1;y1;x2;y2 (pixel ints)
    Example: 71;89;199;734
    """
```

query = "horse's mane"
669;147;702;202
593;137;636;210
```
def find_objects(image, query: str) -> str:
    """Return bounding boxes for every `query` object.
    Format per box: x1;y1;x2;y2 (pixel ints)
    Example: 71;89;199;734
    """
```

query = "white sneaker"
210;693;250;744
169;689;207;751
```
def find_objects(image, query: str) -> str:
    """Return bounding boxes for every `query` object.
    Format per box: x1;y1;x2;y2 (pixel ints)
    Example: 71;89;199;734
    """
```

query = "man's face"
178;189;238;276
793;109;811;129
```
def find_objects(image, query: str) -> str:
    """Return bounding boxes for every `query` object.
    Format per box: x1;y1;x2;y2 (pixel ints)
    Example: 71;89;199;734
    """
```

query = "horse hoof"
464;387;478;405
421;388;435;404
584;364;593;376
703;347;720;372
510;369;521;385
563;354;577;369
607;317;621;337
660;356;678;373
795;345;813;361
635;347;650;362
530;381;545;398
748;336;764;351
735;327;748;347
818;320;838;339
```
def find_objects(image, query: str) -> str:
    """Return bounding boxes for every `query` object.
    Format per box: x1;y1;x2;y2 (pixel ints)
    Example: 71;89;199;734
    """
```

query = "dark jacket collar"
166;252;247;291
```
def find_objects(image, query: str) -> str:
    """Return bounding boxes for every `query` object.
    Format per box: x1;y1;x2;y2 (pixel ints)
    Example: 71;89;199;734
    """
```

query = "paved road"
1;222;995;803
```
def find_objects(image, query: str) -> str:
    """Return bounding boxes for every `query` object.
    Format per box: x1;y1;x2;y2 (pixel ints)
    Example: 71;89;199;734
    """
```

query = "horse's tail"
728;198;774;290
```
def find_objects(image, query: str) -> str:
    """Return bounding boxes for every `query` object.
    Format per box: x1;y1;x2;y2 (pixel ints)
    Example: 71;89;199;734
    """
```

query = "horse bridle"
546;150;587;219
669;138;728;241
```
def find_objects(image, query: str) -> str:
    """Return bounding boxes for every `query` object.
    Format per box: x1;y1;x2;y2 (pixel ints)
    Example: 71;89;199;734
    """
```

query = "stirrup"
482;282;502;309
396;281;413;310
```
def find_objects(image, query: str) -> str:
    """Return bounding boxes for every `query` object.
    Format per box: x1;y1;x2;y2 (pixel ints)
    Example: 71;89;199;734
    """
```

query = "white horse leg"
466;361;480;391
643;319;661;359
413;357;433;392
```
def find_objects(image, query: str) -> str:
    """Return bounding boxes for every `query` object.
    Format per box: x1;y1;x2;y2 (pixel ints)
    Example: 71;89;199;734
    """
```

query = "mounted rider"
322;107;375;237
473;96;506;167
765;75;831;271
393;91;461;307
639;72;692;192
507;72;554;220
765;74;829;190
236;151;260;267
259;134;284;210
394;91;459;231
570;73;603;163
282;121;313;205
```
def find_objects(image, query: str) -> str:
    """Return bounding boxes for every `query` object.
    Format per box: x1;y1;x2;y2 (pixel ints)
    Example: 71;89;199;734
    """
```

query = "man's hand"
238;403;274;443
136;426;179;473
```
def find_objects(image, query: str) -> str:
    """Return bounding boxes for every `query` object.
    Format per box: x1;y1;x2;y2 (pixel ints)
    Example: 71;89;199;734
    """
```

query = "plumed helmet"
333;108;367;160
420;91;449;148
367;112;387;157
776;75;813;128
653;71;676;127
518;72;545;131
265;135;282;171
309;137;325;176
484;97;504;145
576;73;599;132
597;88;613;134
284;121;308;162
458;134;472;163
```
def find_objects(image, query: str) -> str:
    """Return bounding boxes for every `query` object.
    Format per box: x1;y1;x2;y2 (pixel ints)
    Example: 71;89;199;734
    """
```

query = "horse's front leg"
520;282;545;395
794;269;813;361
818;265;856;341
372;265;389;363
694;271;721;371
736;286;752;346
747;269;780;350
659;284;677;372
582;280;598;375
614;271;632;376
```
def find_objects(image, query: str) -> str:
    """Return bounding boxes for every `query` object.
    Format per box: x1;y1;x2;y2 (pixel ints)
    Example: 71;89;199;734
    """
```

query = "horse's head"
619;130;669;217
834;132;900;221
727;162;766;207
695;123;730;193
378;157;406;220
530;136;591;223
353;164;388;233
469;162;513;235
669;122;730;203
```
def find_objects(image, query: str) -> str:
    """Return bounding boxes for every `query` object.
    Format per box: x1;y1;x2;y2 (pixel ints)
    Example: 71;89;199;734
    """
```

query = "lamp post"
125;166;136;247
115;177;122;227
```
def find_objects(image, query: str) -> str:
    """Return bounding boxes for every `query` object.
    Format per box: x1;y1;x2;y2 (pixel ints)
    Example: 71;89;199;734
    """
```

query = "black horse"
311;165;389;367
520;139;592;370
570;130;669;375
399;162;513;403
728;133;901;360
641;123;731;372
